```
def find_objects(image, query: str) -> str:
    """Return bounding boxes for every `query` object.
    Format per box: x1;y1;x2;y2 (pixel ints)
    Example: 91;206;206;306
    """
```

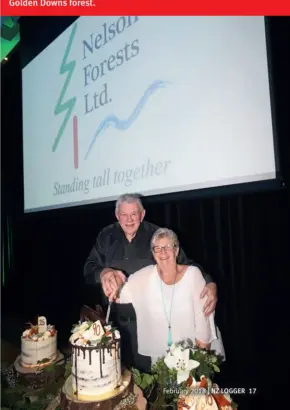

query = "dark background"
1;17;290;410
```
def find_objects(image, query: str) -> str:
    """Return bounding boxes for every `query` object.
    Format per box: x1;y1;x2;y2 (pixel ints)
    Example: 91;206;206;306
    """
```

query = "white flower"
169;343;178;353
69;322;91;343
114;330;120;339
170;341;197;356
73;321;89;334
164;345;200;385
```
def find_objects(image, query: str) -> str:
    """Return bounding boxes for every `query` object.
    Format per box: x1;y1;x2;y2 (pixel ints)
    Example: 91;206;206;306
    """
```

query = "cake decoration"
58;306;136;410
69;306;122;401
69;319;120;347
37;315;47;333
20;316;57;368
22;320;56;342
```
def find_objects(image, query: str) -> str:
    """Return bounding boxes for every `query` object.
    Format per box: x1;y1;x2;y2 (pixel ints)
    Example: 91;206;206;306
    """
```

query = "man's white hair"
115;193;144;213
151;228;179;249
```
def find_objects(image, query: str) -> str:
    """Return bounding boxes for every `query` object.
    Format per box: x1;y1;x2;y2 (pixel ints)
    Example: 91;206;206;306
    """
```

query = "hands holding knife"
100;268;126;303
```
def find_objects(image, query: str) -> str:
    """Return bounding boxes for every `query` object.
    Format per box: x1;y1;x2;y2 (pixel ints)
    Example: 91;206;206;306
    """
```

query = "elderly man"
84;193;217;367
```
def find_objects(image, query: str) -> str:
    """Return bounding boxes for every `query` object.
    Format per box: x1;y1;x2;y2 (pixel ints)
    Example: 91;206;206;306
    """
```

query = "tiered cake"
60;305;136;410
21;316;57;368
70;319;121;400
13;316;64;389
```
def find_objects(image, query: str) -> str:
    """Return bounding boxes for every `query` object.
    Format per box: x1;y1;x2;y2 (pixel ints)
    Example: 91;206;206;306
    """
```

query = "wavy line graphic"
84;80;170;160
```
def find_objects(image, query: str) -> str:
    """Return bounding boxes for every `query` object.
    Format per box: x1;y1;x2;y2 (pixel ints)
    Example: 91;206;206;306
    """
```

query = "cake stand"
60;369;146;410
14;350;65;389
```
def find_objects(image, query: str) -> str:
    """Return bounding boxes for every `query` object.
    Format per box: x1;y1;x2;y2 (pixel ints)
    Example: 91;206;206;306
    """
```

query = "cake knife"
105;301;112;324
105;276;127;324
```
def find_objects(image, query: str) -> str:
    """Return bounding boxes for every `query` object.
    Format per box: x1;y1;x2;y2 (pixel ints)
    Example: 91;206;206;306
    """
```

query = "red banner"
1;0;290;17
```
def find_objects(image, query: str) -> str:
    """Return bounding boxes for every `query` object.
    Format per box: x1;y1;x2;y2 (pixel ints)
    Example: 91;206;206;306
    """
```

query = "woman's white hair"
115;193;144;213
151;227;179;249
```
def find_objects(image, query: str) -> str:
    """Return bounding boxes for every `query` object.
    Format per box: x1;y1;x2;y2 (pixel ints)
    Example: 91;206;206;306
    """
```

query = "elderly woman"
117;228;224;366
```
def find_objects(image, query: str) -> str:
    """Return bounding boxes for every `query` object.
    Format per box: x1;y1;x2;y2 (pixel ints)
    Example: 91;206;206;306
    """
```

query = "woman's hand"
200;283;217;316
196;339;210;349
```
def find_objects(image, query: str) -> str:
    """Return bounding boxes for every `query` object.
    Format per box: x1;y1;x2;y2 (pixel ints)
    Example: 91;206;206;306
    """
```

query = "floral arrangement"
132;339;237;410
70;320;120;347
22;323;56;341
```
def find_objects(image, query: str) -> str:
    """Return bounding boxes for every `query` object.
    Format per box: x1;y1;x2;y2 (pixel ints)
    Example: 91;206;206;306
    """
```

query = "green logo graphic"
53;22;77;152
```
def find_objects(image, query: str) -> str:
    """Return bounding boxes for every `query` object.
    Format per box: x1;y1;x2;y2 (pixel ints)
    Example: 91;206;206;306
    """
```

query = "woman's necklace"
159;268;178;348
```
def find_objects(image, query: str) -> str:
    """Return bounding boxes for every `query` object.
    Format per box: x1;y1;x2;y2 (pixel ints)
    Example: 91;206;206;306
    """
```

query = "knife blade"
105;301;112;324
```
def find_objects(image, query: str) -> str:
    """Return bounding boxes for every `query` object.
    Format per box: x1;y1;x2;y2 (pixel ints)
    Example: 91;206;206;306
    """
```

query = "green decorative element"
132;368;157;392
1;17;20;61
100;335;111;345
43;363;58;374
1;353;67;410
37;358;50;365
1;370;63;410
132;340;238;409
71;321;117;348
53;22;77;152
188;347;221;379
1;382;63;410
3;17;15;28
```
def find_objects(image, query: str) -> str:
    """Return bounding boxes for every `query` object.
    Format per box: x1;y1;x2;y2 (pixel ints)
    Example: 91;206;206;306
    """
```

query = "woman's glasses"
152;244;176;253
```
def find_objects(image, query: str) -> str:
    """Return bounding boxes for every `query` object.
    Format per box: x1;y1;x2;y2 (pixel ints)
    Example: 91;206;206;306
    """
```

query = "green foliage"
1;363;65;410
132;343;237;409
70;321;116;347
100;336;111;345
133;346;222;396
132;368;157;390
43;363;57;374
1;381;61;410
189;348;222;381
37;359;50;365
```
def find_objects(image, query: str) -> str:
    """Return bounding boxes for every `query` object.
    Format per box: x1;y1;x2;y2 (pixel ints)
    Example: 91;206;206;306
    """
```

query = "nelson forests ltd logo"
53;19;169;170
53;22;78;168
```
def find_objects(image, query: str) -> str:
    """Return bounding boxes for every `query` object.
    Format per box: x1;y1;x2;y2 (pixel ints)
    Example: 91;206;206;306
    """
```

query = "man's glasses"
152;244;176;253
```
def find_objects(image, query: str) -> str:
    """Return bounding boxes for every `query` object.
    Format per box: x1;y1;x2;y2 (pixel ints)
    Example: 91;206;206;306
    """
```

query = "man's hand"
109;273;125;301
200;282;217;316
100;269;126;301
